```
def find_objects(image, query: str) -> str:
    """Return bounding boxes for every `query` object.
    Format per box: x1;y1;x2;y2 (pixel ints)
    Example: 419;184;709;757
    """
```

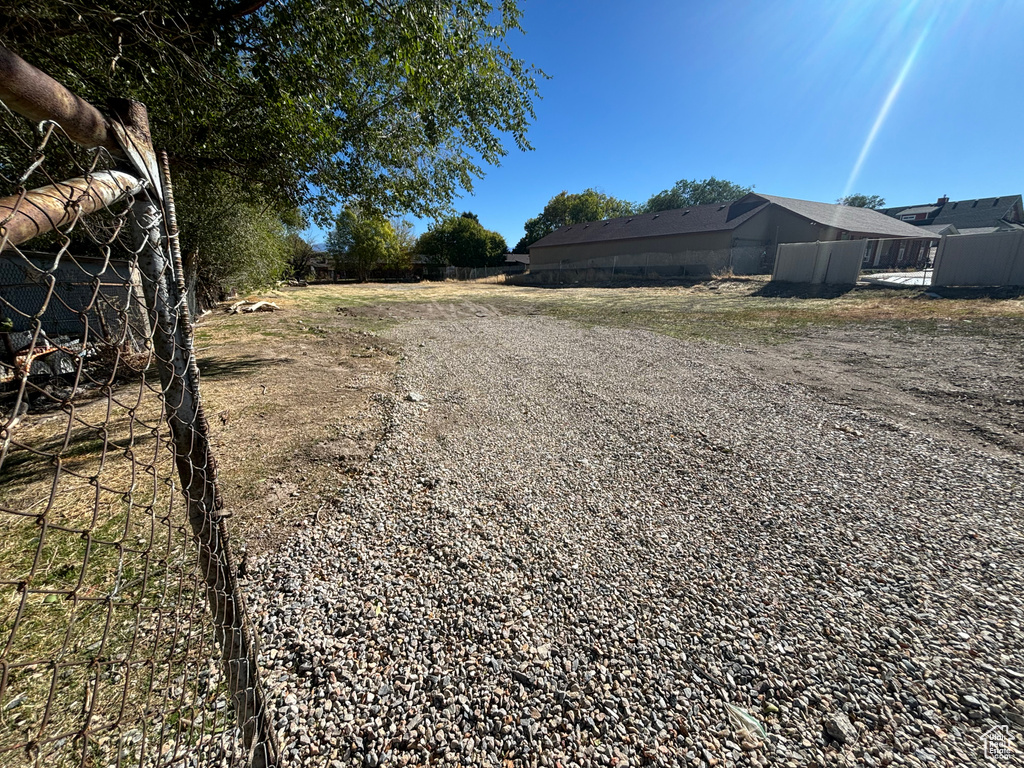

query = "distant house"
504;252;529;271
411;253;444;280
528;192;931;278
310;251;334;281
882;195;1024;236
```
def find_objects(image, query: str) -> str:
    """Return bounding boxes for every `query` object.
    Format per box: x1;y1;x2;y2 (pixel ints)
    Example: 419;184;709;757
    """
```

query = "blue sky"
317;0;1024;248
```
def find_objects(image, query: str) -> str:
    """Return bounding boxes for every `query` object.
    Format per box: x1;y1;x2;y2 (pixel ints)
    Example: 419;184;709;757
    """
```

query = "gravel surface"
246;315;1024;767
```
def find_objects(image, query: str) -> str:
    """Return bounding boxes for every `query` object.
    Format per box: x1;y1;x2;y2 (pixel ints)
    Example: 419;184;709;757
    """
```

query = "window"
901;214;916;220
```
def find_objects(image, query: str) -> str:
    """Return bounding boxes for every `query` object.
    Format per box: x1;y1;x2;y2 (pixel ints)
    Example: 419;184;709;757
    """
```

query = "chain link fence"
0;47;277;767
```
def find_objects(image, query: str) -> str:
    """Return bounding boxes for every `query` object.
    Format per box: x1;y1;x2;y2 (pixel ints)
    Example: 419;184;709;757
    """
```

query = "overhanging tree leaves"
642;177;752;213
1;1;543;222
2;1;543;291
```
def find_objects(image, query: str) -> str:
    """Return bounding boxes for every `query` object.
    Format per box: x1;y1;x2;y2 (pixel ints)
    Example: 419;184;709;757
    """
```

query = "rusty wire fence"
0;47;278;767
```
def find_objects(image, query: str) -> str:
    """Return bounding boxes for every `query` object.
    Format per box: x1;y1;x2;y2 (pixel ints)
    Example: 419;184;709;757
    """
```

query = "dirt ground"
766;322;1024;456
194;294;400;554
198;279;1024;551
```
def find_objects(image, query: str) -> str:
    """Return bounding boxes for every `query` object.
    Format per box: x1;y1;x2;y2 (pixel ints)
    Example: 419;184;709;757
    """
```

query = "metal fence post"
0;46;279;766
129;193;279;768
121;111;278;764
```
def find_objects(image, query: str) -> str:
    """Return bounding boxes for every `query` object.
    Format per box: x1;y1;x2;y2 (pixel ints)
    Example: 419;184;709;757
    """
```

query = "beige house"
528;192;929;278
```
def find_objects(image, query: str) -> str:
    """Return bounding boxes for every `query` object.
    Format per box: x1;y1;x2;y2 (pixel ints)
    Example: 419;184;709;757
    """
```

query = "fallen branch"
226;300;281;314
244;301;280;313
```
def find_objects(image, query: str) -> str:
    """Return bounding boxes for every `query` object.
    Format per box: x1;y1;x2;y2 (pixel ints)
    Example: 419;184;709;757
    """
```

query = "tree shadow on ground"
198;356;289;380
0;425;161;489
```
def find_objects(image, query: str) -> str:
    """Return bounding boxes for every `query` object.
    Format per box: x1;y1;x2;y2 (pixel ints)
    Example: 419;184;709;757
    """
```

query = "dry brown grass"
0;367;237;766
284;277;1024;345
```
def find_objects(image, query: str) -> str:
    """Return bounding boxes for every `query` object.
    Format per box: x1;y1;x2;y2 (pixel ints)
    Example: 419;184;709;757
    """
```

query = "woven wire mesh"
0;100;255;765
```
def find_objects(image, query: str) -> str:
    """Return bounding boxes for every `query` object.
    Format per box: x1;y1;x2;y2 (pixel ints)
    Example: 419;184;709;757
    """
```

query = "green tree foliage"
389;219;417;276
514;189;635;252
837;193;886;209
417;216;508;268
327;207;402;282
2;0;541;221
2;0;542;291
642;177;752;213
173;173;291;305
393;219;418;254
286;233;316;281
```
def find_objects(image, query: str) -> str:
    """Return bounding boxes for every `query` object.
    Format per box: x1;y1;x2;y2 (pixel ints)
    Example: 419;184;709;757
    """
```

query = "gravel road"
247;314;1024;767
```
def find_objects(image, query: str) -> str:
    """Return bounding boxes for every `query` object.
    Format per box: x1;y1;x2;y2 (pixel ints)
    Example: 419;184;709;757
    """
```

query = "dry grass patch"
281;278;1024;346
0;371;238;766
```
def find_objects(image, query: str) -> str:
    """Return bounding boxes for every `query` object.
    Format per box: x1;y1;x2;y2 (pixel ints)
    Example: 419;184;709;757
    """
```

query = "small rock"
958;693;982;710
824;713;858;745
512;670;535;689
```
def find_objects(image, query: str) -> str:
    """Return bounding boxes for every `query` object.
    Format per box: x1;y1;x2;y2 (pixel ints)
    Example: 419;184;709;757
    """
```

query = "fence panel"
932;230;1024;287
771;242;818;282
772;240;865;285
0;48;276;767
822;240;866;284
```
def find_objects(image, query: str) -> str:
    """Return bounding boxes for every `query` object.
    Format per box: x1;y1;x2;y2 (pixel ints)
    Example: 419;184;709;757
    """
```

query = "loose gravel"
246;315;1024;767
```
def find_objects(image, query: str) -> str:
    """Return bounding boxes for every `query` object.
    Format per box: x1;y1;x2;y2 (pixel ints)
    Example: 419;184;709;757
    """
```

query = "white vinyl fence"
932;230;1024;287
771;240;866;285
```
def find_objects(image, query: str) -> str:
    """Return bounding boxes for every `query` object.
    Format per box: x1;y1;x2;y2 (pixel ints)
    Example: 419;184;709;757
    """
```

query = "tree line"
320;209;507;282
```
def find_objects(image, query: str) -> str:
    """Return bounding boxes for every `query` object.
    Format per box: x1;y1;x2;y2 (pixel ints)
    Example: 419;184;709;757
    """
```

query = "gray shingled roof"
956;226;1003;235
920;223;958;235
933;197;1022;228
749;194;929;237
883;195;1023;231
529;199;769;249
530;193;930;250
893;205;941;217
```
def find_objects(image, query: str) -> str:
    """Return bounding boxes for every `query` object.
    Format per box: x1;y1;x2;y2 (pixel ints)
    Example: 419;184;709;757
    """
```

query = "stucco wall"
530;231;733;276
733;208;839;250
727;246;767;274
